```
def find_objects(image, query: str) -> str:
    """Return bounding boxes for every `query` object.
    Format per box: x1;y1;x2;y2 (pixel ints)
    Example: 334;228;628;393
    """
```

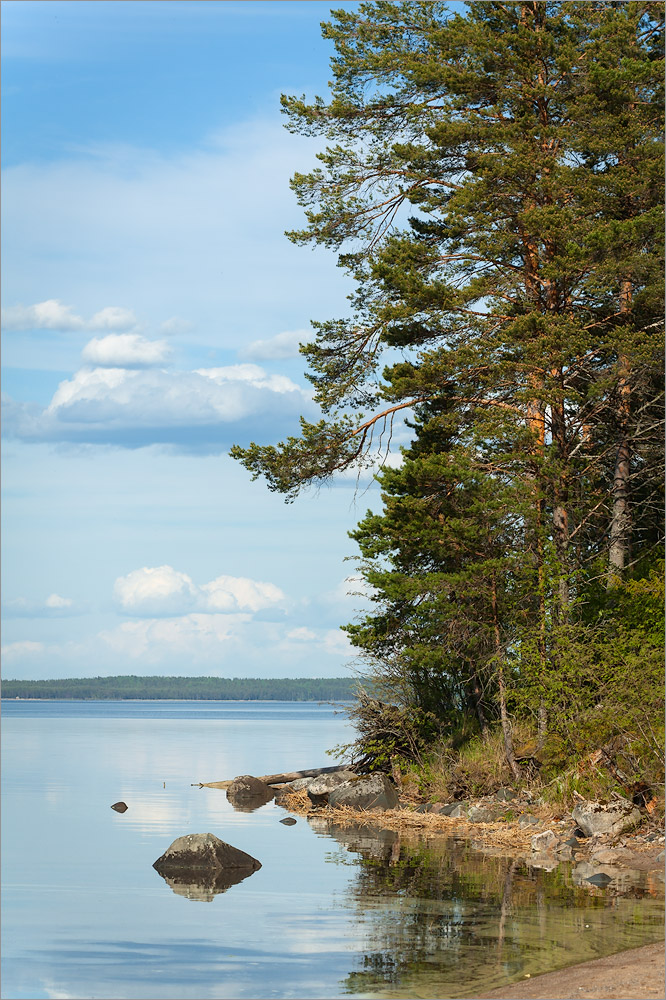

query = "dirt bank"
468;940;665;999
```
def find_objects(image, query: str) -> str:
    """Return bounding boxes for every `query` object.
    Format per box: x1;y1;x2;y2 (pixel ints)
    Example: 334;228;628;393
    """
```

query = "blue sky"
1;0;397;681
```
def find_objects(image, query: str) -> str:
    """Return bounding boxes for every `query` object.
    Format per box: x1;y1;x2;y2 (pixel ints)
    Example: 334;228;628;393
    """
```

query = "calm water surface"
1;700;663;1000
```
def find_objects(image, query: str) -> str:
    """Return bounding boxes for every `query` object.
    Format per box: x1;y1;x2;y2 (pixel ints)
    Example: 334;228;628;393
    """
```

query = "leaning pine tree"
232;2;664;781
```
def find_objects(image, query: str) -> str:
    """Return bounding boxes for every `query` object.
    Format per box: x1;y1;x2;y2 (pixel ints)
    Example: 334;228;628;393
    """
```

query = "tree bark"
491;572;521;782
608;280;633;585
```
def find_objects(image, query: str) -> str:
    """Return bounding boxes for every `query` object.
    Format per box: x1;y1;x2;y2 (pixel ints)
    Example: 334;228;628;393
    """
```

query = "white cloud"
286;627;318;642
81;333;170;368
2;594;82;618
3;361;316;450
113;565;287;617
2;118;352;352
1;640;45;660
88;305;137;331
1;299;137;332
201;575;286;613
240;329;308;361
44;593;73;609
194;363;302;394
99;613;242;662
113;565;198;616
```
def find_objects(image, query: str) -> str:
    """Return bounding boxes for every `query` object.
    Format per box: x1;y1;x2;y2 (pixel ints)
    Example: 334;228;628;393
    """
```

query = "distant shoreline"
1;675;358;702
3;697;350;703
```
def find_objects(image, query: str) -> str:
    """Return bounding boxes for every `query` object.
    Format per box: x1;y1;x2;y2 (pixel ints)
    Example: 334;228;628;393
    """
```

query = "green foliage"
230;2;664;797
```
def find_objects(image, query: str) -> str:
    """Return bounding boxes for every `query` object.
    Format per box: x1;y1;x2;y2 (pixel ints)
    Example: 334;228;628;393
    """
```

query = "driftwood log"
193;764;351;790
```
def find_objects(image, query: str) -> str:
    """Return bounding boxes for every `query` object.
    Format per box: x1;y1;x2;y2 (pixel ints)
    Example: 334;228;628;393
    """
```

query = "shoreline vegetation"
1;675;357;702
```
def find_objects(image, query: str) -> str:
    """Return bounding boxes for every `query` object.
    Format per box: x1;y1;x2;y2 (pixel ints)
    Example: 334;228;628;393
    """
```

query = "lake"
1;700;663;1000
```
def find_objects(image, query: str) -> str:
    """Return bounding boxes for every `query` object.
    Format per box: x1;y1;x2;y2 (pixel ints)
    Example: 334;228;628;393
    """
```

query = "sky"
0;0;398;681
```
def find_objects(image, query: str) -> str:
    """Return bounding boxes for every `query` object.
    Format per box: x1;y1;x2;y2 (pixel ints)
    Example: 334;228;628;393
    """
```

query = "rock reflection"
308;815;399;861
154;866;258;902
226;775;275;813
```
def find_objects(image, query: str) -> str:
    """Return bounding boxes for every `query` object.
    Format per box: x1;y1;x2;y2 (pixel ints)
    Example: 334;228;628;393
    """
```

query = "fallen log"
193;764;351;790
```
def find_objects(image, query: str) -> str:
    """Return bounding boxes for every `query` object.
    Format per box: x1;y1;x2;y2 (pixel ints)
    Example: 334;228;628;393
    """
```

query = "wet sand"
469;941;665;999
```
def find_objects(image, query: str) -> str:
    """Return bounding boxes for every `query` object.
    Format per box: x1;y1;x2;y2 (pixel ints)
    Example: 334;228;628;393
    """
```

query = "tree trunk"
492;572;521;782
608;281;633;585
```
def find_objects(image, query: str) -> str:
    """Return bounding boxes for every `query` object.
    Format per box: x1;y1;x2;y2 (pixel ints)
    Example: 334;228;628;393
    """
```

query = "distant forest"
2;675;358;702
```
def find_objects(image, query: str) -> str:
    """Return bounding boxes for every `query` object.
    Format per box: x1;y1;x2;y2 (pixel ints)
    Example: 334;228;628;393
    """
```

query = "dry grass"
277;789;539;854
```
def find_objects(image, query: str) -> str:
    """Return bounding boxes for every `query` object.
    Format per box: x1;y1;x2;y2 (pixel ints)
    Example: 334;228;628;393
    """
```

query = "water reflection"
154;866;258;902
308;816;665;999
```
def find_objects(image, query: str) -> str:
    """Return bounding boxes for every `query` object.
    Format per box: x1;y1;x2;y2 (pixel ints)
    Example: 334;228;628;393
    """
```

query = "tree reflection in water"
307;817;664;999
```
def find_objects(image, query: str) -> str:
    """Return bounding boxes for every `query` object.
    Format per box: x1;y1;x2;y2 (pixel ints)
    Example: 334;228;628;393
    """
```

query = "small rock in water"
280;817;297;826
111;801;128;813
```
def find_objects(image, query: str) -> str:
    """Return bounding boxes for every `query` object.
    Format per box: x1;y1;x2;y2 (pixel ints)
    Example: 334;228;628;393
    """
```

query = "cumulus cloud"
2;361;316;450
113;565;287;617
240;329;308;361
1;299;137;333
81;333;170;368
113;566;198;617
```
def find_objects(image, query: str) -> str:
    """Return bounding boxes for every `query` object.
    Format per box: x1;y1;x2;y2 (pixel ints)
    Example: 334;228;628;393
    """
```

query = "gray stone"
655;850;665;864
495;788;517;802
572;797;641;838
468;805;501;824
531;829;558;853
307;769;358;804
153;833;261;880
226;775;274;812
280;777;315;793
518;813;540;827
441;801;469;818
554;844;574;860
328;773;399;812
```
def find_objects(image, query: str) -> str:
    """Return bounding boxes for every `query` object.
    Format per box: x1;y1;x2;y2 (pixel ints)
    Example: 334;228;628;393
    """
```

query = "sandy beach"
469;940;665;999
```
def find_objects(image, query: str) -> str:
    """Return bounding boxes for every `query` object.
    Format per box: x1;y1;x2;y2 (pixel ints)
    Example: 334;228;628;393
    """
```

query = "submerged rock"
280;817;297;826
226;775;274;812
110;801;128;813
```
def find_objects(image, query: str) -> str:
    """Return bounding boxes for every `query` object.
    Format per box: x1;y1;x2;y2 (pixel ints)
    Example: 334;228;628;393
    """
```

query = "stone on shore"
441;801;469;818
531;829;558;853
328;773;399;812
307;770;358;804
572;796;641;838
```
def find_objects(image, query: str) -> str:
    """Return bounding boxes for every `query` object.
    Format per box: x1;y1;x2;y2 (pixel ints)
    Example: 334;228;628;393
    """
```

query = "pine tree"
231;2;664;764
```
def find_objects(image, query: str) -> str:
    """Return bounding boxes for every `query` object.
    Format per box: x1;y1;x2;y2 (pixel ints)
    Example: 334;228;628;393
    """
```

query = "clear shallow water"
1;700;663;1000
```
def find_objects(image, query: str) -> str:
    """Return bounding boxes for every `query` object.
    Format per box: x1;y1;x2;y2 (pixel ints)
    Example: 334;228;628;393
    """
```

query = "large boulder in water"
153;833;261;878
328;773;399;812
226;774;274;812
572;797;641;838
